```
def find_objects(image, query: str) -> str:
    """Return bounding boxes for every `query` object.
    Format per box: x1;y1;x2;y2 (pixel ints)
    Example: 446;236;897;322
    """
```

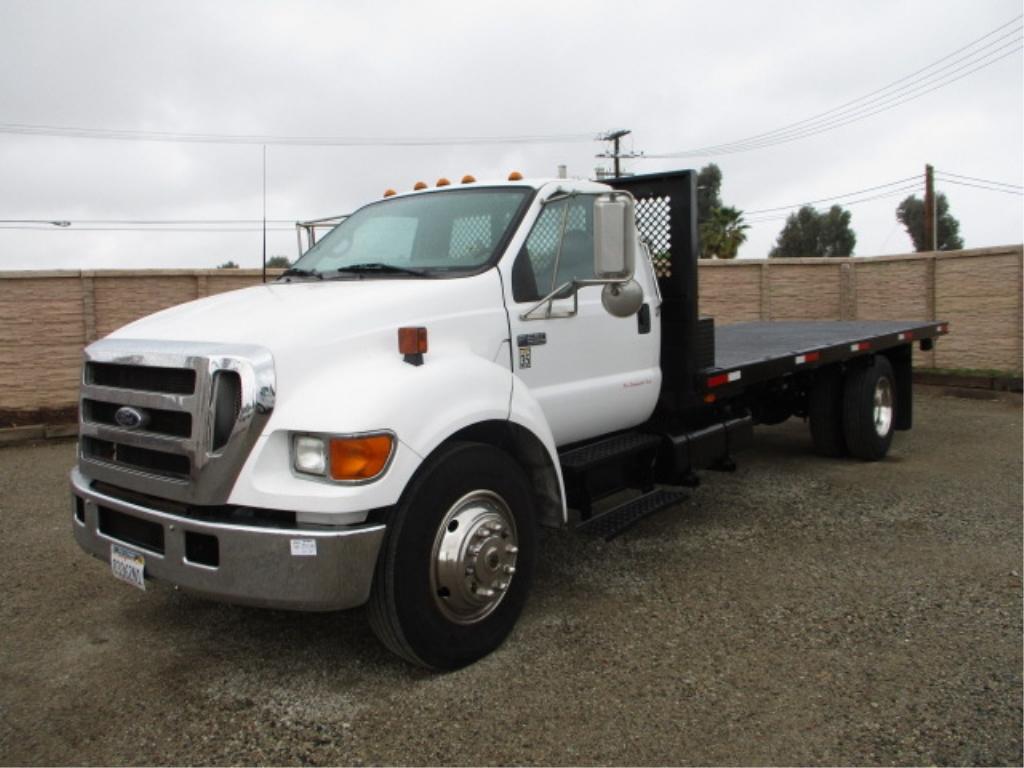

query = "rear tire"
367;441;536;670
809;366;846;457
842;357;896;461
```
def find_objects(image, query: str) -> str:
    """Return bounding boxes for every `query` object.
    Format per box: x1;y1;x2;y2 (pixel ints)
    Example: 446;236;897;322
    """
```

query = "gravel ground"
0;386;1020;766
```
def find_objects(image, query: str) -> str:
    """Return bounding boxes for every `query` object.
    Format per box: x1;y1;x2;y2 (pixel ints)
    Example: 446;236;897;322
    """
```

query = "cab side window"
511;195;595;303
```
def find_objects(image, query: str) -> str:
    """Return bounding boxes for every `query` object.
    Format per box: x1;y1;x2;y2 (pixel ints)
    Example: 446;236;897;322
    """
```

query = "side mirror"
593;193;636;280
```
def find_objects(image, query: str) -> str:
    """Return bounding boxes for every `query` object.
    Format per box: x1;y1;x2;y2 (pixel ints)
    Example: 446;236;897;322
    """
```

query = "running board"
575;488;688;541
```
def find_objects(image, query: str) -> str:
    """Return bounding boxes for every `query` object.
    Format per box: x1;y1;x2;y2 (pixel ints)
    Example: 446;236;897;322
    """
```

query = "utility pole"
923;164;936;252
597;129;632;178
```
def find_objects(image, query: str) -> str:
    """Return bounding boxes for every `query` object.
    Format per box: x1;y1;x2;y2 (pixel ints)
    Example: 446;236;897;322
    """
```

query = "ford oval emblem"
114;406;148;430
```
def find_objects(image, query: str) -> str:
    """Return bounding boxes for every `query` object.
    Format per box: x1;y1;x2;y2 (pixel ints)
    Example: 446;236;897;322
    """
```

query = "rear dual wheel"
808;357;896;461
842;356;895;461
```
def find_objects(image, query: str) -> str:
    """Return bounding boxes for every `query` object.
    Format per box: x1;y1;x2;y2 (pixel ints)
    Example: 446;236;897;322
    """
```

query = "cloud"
0;0;1020;269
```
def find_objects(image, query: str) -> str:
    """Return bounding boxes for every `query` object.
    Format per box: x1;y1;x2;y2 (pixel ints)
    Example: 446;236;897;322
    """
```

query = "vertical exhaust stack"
557;164;567;179
604;170;703;412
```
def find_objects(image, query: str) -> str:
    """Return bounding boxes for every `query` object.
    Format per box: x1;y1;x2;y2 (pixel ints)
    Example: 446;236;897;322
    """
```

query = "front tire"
368;441;536;669
842;357;896;461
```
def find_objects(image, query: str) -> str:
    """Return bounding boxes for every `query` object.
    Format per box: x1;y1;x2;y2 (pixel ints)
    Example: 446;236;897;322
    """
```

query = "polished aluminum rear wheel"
873;377;894;438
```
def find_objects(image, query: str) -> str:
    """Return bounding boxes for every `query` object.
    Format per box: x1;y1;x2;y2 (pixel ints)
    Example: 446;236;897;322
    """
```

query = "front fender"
229;353;516;521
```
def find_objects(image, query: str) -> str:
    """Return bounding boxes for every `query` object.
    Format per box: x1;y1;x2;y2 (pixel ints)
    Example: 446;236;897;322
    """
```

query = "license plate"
110;543;146;591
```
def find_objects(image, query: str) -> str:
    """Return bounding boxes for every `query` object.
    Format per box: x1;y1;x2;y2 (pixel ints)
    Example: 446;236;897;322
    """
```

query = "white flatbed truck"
70;169;948;668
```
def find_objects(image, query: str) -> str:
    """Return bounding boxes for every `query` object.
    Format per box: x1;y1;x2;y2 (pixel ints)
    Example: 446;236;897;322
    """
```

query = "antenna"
261;144;267;283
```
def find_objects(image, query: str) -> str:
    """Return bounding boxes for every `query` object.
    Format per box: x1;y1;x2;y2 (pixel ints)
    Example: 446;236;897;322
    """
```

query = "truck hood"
109;272;508;355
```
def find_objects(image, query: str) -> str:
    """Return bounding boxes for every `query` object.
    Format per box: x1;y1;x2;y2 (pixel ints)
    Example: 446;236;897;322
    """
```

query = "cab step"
558;431;663;517
575;488;687;541
559;431;661;471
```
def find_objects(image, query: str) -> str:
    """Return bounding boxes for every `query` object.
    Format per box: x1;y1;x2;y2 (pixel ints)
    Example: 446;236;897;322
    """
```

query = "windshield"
287;187;532;278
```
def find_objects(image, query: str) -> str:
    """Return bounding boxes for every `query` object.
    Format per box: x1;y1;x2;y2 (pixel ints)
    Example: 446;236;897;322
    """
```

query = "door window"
512;195;595;302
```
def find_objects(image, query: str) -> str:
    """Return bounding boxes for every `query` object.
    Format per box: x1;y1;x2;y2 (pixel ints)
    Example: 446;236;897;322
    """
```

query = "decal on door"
518;347;532;369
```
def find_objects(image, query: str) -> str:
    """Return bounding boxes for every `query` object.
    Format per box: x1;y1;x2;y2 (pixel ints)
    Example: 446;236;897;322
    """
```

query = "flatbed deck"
700;320;948;394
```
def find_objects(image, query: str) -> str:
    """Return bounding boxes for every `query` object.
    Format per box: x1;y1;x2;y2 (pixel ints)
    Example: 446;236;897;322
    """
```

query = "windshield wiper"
279;267;323;280
330;262;431;278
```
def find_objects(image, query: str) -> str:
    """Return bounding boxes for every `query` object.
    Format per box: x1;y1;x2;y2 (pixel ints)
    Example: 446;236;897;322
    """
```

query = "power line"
694;35;1023;157
653;26;1021;158
0;121;598;147
642;39;1022;159
635;16;1022;159
0;218;298;225
935;178;1024;195
745;183;923;224
744;175;922;214
935;170;1023;190
0;225;295;232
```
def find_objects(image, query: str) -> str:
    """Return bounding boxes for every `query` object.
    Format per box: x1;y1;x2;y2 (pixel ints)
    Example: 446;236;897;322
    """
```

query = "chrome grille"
82;398;192;438
85;361;197;394
78;339;276;505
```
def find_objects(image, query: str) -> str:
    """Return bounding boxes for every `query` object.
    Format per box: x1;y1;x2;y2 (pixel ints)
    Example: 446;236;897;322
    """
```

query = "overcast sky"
0;0;1021;270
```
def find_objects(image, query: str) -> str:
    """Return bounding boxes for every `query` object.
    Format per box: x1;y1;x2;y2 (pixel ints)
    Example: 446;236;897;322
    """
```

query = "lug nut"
505;545;519;555
476;587;496;598
503;565;516;575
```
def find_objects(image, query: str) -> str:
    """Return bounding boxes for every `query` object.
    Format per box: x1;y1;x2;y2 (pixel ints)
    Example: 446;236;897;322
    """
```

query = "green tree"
895;193;964;251
265;255;291;268
769;205;856;258
217;260;239;269
699;205;750;259
696;163;750;259
697;163;722;223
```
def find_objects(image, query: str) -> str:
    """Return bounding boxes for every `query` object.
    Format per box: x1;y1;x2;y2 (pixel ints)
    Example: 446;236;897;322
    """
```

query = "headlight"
293;435;328;476
292;432;395;482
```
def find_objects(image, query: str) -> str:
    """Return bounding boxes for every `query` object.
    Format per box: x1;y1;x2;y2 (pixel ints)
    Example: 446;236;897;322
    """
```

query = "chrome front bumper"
70;468;386;611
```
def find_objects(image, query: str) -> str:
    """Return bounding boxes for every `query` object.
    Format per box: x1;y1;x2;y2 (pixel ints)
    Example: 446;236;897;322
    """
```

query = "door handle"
637;303;651;334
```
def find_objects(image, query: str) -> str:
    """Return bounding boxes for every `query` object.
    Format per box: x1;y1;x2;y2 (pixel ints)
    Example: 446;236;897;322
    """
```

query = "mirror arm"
518;276;629;321
519;280;577;321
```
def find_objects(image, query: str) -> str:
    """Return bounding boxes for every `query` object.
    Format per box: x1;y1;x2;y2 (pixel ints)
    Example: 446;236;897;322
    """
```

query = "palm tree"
700;206;750;259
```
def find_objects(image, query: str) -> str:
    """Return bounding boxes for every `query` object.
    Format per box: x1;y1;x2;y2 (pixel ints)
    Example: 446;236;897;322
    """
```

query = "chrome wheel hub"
431;490;518;624
873;376;894;437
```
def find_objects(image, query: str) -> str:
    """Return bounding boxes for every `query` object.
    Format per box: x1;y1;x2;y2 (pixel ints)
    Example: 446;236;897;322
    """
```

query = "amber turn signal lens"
398;326;428;355
329;435;393;481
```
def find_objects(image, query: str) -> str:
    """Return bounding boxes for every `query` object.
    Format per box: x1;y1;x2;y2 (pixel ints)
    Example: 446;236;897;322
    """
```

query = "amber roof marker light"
507;171;523;181
413;181;428;190
461;174;476;184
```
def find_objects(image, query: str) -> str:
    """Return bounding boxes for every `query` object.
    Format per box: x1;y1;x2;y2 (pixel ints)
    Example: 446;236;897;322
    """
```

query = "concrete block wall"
0;246;1020;415
700;246;1022;372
